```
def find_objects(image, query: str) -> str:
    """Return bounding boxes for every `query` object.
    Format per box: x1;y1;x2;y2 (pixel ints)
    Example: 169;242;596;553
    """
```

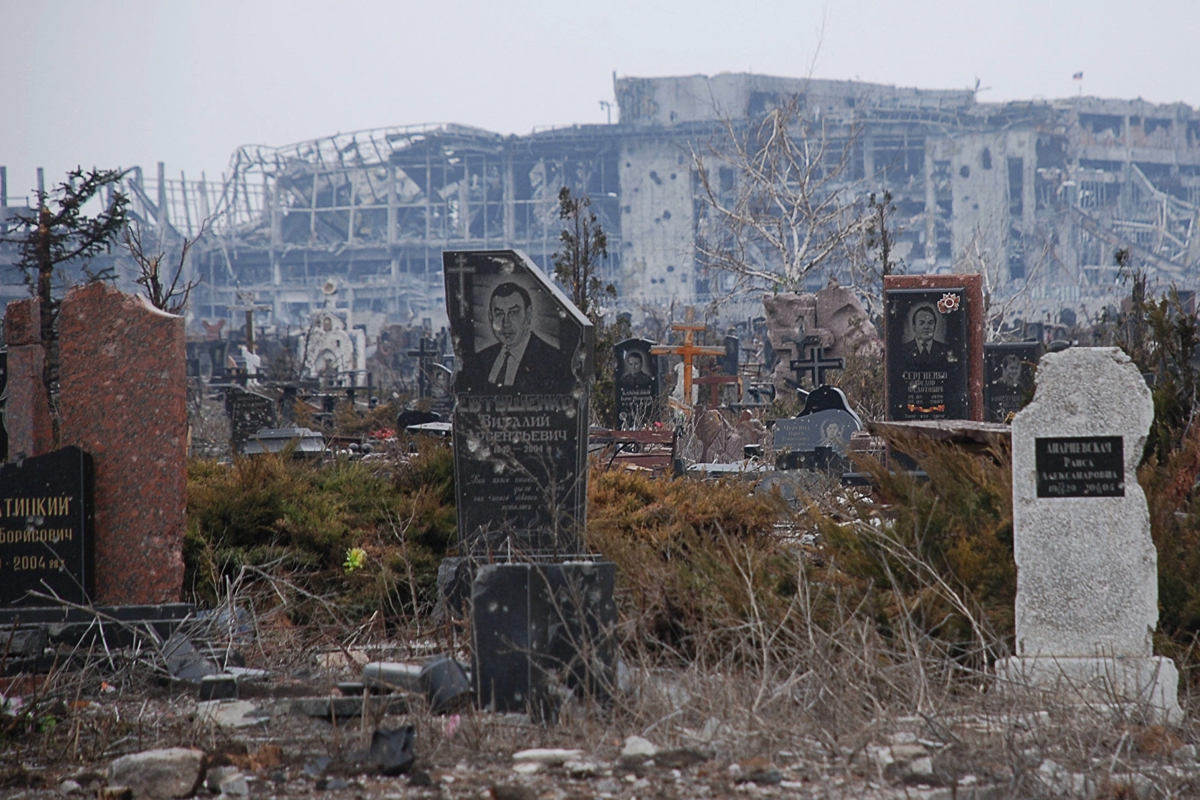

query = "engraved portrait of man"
456;281;573;395
903;303;951;367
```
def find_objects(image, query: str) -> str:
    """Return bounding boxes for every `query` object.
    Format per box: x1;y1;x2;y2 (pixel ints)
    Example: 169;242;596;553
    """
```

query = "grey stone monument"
997;347;1181;721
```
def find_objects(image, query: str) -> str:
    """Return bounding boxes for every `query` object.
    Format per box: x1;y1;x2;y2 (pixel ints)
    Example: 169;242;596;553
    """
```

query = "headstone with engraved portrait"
984;342;1040;423
614;338;660;429
773;385;862;470
444;250;592;558
885;288;969;420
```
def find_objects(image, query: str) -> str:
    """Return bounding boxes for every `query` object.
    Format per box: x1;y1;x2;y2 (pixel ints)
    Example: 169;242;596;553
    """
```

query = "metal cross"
406;336;437;398
445;253;475;317
789;335;844;388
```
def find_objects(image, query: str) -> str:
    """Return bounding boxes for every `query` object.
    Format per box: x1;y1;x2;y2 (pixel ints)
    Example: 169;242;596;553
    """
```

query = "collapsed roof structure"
3;73;1198;332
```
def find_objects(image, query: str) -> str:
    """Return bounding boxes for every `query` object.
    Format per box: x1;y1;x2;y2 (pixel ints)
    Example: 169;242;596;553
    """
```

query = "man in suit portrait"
457;281;573;395
903;304;951;367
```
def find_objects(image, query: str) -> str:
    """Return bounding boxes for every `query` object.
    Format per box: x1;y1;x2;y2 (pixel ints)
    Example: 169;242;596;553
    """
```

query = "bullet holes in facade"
960;165;971;178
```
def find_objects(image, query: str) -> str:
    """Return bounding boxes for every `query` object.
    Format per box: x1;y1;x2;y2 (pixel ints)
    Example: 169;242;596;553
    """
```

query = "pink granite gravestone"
3;298;54;458
56;283;186;605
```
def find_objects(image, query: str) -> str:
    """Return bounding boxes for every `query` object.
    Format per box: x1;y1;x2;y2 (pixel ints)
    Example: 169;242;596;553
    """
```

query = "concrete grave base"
996;655;1182;723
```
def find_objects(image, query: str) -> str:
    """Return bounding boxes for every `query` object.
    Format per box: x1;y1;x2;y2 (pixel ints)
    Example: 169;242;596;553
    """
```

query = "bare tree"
123;222;203;314
692;94;868;295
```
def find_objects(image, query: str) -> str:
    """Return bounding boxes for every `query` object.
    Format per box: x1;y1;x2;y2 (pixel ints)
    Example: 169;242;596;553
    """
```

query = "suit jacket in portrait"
457;332;575;395
902;338;952;369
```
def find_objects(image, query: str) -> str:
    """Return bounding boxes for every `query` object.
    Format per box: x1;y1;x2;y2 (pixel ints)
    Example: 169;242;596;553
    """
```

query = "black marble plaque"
0;447;95;606
227;389;277;454
1036;436;1124;498
472;561;616;718
614;338;660;429
984;342;1039;423
885;288;969;420
445;250;592;557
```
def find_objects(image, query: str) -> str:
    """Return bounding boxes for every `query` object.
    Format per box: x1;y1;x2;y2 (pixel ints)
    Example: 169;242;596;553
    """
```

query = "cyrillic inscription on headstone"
0;447;95;605
1035;436;1124;498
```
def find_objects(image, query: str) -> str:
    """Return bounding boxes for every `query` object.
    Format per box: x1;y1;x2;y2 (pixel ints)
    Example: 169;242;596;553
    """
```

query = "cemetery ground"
3;432;1200;799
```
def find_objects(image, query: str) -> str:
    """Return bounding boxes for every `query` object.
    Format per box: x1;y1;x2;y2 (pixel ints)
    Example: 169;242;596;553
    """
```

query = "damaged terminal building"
4;73;1200;334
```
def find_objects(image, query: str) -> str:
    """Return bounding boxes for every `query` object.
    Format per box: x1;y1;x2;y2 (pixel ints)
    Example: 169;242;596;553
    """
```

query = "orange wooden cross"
651;324;725;410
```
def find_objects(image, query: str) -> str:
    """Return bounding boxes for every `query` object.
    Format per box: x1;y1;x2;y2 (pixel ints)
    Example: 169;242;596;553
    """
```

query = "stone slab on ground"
106;747;205;799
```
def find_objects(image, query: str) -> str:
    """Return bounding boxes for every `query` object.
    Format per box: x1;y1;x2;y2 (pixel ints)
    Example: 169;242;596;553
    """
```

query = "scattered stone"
303;757;331;778
890;731;918;745
58;779;83;795
205;766;249;797
198;674;238;702
735;768;783;785
196;699;268;729
511;762;543;775
420;655;473;714
362;661;423;692
290;695;408;719
512;748;583;766
621;735;658;760
563;760;603;778
106;748;205;800
369;725;416;776
655;748;709;769
163;633;218;682
891;743;929;761
491;784;536;800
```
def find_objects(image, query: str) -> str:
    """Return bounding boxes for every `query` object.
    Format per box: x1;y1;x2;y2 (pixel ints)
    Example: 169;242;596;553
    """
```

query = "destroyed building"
2;73;1198;331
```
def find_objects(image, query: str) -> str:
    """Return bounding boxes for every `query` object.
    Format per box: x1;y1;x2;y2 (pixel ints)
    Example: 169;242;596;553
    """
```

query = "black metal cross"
406;336;437;398
789;335;844;388
445;253;475;317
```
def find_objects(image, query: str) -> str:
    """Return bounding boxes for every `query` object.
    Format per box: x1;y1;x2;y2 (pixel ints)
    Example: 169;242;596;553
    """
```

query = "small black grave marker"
0;446;95;606
614;338;660;429
984;342;1040;423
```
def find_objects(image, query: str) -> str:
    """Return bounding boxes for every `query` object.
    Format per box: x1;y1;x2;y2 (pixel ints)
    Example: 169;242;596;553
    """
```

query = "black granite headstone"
226;388;277;454
0;447;95;606
445;250;592;557
472;561;616;719
614;338;660;429
719;335;740;376
984;342;1040;423
773;386;862;470
885;288;969;420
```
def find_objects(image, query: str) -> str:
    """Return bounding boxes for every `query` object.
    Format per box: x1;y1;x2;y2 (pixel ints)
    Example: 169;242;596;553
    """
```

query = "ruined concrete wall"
618;139;697;304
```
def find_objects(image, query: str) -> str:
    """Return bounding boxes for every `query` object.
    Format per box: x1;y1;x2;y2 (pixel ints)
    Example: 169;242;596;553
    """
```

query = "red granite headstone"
3;298;54;458
883;274;984;421
56;283;187;605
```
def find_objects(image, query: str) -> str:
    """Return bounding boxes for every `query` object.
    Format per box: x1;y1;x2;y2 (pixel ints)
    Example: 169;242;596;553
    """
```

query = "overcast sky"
2;0;1196;201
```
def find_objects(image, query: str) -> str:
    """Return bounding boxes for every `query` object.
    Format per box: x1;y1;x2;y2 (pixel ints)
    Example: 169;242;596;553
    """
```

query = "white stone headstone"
999;347;1181;720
